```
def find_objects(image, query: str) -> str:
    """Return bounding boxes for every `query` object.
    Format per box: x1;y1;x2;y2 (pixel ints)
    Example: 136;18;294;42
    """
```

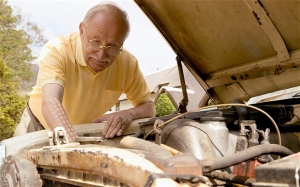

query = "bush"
155;93;177;117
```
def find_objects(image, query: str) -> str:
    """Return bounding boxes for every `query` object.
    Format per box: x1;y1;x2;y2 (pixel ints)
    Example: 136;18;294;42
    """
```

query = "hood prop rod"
176;56;188;113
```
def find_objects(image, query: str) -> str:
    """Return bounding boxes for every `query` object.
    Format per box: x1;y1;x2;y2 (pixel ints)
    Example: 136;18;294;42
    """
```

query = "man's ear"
79;22;84;36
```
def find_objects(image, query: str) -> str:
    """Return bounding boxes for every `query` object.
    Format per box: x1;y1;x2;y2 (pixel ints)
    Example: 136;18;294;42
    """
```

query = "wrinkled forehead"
84;3;129;38
84;12;128;44
86;11;128;41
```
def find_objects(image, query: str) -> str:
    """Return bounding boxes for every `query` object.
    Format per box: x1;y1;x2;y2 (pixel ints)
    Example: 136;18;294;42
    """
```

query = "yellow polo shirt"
28;32;151;129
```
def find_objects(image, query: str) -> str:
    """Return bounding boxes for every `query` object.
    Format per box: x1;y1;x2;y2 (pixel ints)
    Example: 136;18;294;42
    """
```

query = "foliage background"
0;0;45;141
155;93;177;117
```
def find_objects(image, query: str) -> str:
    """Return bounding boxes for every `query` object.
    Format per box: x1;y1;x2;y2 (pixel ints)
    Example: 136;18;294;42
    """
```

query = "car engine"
1;98;299;187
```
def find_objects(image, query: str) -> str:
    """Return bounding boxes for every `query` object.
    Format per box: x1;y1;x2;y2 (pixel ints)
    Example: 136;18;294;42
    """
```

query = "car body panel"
134;0;300;104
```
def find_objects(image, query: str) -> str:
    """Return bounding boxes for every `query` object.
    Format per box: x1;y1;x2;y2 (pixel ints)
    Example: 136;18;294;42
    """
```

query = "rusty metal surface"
41;171;129;187
2;155;42;187
233;159;259;178
145;153;203;177
0;119;147;177
2;119;205;186
27;144;181;187
204;170;256;186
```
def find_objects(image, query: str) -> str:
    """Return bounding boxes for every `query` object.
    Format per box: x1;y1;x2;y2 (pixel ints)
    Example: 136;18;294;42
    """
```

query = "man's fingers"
102;122;109;136
99;115;129;138
117;123;126;136
109;124;121;138
104;116;123;138
92;116;106;123
106;120;118;137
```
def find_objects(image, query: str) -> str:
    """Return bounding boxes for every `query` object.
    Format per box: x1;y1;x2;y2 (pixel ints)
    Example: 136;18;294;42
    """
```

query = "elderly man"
14;2;155;142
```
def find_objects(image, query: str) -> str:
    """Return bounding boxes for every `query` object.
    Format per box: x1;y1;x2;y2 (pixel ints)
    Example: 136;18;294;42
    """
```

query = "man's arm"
92;101;155;138
41;83;78;142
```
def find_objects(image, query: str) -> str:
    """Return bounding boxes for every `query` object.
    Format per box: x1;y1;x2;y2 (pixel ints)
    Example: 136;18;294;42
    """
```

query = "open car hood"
134;0;300;104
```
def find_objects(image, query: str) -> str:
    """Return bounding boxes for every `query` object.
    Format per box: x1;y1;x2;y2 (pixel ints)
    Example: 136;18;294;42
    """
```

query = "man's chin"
88;60;108;72
92;65;107;72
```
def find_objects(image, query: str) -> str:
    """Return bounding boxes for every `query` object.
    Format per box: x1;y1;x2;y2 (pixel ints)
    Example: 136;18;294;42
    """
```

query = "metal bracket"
52;127;69;145
153;119;164;145
176;56;188;113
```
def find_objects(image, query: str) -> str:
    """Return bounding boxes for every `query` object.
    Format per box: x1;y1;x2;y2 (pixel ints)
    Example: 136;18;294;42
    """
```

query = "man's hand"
93;101;155;139
92;110;133;138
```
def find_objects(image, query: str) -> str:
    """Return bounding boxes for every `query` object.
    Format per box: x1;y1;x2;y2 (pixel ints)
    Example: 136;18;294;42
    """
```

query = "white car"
1;1;299;186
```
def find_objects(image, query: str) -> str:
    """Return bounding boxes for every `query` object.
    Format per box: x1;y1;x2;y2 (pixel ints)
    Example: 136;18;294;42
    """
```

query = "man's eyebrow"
92;39;120;45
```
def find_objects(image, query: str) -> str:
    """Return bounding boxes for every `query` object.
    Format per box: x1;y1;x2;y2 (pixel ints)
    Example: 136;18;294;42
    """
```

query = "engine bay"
1;100;299;187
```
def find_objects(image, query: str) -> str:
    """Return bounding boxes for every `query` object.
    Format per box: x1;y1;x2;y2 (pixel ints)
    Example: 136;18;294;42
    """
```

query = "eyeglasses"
84;28;123;56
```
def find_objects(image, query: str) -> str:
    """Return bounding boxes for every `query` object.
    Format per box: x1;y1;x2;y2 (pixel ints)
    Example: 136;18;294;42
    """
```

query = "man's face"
80;12;127;72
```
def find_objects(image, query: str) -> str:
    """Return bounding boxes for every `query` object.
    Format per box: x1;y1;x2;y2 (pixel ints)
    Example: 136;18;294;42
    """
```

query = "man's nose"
96;48;106;58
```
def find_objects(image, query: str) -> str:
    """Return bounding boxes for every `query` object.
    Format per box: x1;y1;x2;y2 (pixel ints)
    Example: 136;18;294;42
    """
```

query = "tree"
0;58;28;140
155;93;177;117
0;0;46;140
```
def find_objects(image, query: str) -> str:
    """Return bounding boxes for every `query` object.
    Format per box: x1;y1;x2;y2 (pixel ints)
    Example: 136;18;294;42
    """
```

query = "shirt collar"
75;35;87;66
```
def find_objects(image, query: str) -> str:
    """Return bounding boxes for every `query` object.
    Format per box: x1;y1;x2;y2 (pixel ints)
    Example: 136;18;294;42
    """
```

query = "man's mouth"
90;56;110;64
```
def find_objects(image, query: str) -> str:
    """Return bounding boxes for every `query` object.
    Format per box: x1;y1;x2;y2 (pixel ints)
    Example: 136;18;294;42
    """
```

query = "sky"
7;0;177;75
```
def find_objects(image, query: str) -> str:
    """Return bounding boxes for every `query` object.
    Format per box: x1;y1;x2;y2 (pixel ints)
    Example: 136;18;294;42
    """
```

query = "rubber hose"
232;99;250;120
200;144;293;172
120;136;173;159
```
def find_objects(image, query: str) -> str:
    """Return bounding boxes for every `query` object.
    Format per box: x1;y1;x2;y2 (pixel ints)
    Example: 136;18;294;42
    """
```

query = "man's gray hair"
83;1;130;39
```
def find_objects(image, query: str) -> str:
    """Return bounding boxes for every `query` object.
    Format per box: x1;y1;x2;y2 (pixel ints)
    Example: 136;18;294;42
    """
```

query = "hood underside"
134;0;300;104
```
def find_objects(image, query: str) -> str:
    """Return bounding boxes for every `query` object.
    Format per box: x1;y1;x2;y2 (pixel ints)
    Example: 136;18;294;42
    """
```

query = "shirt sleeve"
123;55;151;107
37;37;68;89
